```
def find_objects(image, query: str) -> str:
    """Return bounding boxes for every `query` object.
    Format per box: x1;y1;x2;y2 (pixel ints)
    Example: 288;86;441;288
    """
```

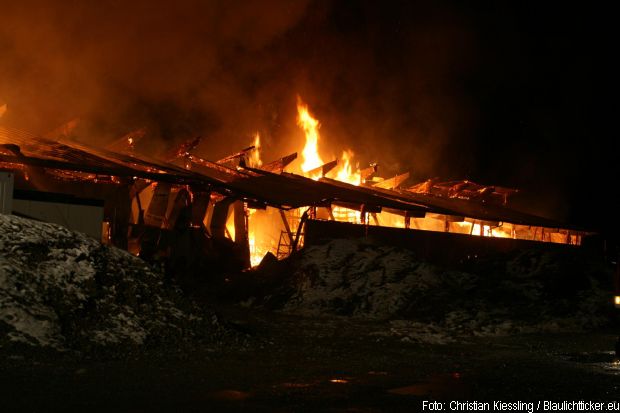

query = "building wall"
0;171;14;214
304;219;576;265
12;190;104;240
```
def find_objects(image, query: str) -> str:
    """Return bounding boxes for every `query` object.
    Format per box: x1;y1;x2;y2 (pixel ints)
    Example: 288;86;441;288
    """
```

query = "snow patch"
0;214;220;351
281;238;613;343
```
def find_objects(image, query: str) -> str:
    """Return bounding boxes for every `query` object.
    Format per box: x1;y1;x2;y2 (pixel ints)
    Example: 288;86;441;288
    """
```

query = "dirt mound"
0;214;236;353
274;238;614;340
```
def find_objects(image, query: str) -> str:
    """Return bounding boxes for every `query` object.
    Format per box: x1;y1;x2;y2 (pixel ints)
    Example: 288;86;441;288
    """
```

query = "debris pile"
0;214;233;353
278;238;613;341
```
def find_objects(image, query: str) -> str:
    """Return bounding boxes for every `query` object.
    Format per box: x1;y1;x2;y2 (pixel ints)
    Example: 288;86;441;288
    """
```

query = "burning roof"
0;98;592;268
0;126;208;186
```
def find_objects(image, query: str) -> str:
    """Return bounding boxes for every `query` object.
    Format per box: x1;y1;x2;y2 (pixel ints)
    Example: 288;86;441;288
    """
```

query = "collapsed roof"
0;125;585;232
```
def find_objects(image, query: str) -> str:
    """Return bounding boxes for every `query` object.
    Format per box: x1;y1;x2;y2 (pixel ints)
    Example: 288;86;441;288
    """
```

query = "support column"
210;197;235;239
233;200;250;268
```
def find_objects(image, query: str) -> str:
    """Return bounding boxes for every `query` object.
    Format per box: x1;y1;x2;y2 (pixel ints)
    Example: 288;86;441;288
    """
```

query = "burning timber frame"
0;125;592;272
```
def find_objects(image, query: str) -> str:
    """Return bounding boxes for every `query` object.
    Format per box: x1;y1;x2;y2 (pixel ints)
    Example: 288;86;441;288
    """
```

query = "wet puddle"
388;372;469;398
209;371;469;405
563;351;620;374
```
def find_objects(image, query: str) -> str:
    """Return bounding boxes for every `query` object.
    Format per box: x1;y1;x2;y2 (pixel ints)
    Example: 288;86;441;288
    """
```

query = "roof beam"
360;163;378;183
260;152;297;174
306;159;338;178
216;146;254;164
371;172;410;190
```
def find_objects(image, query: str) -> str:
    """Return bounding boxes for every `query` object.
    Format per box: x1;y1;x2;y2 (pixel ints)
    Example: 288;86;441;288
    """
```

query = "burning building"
0;100;593;274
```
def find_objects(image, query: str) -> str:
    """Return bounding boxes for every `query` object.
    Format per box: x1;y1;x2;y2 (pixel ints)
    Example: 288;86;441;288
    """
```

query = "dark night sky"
0;1;617;234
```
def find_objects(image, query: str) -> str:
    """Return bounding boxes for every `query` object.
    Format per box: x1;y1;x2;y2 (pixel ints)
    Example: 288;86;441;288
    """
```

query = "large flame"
296;97;362;186
249;132;262;167
335;149;361;185
296;98;324;173
244;97;578;269
295;98;362;223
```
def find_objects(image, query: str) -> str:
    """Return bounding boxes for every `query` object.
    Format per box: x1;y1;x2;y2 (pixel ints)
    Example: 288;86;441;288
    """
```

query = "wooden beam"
44;118;80;140
360;163;378;183
190;191;211;227
210;197;235;239
408;178;436;194
279;209;294;246
0;152;198;185
144;183;171;227
332;200;381;214
216;146;254;164
234;200;251;268
106;128;147;153
371;212;379;225
165;136;201;160
306;159;338;178
371;172;410;190
383;207;426;218
260;152;297;174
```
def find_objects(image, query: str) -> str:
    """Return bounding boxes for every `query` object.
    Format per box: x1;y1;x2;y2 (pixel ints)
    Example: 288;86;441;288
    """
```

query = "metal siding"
12;199;103;239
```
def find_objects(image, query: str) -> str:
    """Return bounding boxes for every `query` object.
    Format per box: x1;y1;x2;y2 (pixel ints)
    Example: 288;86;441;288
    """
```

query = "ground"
2;306;620;412
2;215;619;411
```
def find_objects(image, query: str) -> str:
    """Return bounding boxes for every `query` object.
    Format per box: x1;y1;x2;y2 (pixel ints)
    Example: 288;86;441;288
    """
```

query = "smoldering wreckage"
0;100;618;355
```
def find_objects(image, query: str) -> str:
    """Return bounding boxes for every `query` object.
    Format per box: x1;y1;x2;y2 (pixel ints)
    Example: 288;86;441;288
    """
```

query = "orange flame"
247;208;260;266
454;221;512;238
296;97;362;186
294;98;364;223
296;98;324;173
249;132;262;167
335;149;361;185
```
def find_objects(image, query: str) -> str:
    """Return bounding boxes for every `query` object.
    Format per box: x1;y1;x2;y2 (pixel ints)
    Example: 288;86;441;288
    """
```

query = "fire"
249;132;262;167
248;229;270;267
243;97;579;266
249;234;257;265
225;217;235;241
296;97;362;186
295;98;362;222
454;221;512;238
296;98;324;173
335;149;361;185
247;208;261;266
246;134;269;266
127;136;135;152
490;226;512;238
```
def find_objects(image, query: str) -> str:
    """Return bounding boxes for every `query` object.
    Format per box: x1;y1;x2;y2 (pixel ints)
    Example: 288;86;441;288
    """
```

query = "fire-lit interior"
0;99;590;269
237;99;585;266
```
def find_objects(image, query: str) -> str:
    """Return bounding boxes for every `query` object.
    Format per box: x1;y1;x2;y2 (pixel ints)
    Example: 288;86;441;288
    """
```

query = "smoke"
0;0;477;172
0;0;311;152
1;1;607;229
